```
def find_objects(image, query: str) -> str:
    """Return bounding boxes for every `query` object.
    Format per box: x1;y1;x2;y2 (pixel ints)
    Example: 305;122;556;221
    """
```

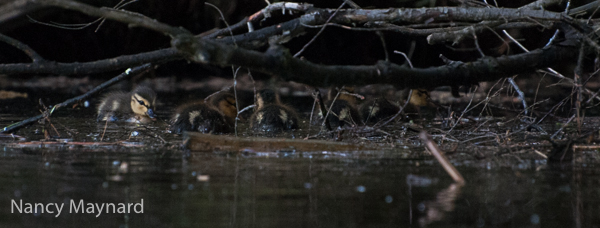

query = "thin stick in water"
419;131;465;185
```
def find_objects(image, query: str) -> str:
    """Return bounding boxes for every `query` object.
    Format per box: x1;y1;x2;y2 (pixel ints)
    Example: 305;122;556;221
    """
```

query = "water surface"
0;102;599;228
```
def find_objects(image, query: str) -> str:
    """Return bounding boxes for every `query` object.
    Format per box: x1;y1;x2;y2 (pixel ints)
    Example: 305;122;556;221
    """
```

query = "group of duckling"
96;85;430;135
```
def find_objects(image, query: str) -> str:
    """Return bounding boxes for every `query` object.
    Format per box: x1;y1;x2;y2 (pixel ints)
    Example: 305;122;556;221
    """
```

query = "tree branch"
299;7;567;26
0;0;584;89
0;48;180;75
173;34;578;89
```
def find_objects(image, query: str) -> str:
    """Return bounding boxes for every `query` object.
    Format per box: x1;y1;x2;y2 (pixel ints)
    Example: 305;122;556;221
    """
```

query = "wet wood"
419;131;465;185
184;132;378;152
7;140;144;148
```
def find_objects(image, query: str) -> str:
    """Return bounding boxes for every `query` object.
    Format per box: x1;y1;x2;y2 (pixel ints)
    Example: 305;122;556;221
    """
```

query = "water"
1;141;599;227
1;103;600;227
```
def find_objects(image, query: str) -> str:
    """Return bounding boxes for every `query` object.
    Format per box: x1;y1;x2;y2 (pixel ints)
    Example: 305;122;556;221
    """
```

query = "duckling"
409;89;430;107
170;92;237;134
250;89;299;133
97;86;157;123
403;88;431;117
324;87;361;129
359;97;400;124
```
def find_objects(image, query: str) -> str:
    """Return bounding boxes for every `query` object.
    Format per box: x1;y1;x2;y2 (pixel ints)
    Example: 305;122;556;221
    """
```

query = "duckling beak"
146;108;157;120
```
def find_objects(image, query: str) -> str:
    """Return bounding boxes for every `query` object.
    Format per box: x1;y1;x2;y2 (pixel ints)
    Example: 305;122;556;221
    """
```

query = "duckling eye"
137;100;145;106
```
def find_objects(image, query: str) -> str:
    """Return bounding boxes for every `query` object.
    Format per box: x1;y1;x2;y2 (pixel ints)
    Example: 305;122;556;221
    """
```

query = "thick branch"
215;19;306;49
0;48;181;75
299;7;566;26
174;34;578;88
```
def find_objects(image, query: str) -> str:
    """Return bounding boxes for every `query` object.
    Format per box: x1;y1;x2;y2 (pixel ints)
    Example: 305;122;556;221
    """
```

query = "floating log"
184;132;379;152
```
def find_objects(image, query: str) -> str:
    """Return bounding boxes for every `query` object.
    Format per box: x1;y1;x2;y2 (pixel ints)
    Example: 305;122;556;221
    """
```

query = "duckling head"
209;92;237;120
328;87;356;104
130;86;157;120
409;89;430;107
256;89;280;109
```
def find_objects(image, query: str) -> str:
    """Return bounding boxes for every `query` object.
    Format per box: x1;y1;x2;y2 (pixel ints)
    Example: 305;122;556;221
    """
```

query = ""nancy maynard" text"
11;199;144;217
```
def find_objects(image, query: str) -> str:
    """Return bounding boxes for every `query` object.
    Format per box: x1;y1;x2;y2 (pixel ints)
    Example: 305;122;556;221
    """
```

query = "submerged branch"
419;131;465;184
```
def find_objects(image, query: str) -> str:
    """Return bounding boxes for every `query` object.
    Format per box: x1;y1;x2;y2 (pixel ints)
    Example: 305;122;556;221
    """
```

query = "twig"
319;86;345;133
374;89;412;128
232;66;241;136
419;131;465;185
550;114;576;139
444;86;477;137
472;29;485;57
27;15;103;30
507;76;528;115
205;2;237;47
1;64;153;133
294;1;347;57
574;42;585;133
306;90;318;138
35;0;189;37
100;118;109;142
316;89;332;131
38;100;61;138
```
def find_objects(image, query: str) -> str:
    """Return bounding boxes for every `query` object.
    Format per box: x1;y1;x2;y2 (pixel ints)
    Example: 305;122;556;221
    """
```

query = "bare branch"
299;7;567;26
173;34;578;89
569;1;600;17
0;48;180;75
0;0;584;90
427;20;555;45
202;2;314;39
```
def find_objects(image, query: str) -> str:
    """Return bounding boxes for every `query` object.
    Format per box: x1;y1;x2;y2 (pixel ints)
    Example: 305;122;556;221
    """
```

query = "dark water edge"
1;142;599;228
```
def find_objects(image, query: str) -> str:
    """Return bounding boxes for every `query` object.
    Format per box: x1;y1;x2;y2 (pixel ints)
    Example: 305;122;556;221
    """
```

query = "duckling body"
170;92;237;134
359;97;400;124
250;89;298;133
324;87;361;129
97;86;157;123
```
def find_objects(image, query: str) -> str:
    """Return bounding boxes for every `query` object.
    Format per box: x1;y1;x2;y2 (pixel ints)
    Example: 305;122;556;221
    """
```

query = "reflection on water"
1;118;600;227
